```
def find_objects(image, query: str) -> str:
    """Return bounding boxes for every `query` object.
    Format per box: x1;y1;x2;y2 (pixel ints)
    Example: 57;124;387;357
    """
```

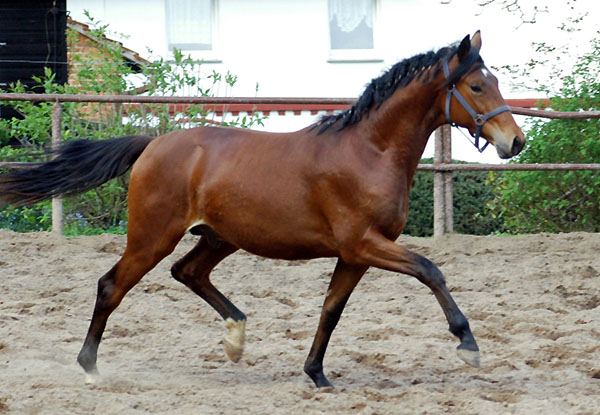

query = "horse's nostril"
511;136;524;155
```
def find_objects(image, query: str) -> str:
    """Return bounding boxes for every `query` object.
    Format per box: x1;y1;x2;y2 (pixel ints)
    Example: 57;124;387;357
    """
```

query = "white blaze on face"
481;68;490;78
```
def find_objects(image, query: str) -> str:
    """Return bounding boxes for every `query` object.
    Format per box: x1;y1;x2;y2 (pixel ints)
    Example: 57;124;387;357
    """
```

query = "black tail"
0;135;153;206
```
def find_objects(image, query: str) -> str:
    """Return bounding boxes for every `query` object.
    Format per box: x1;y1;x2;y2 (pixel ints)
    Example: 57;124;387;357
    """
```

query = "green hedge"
404;158;504;236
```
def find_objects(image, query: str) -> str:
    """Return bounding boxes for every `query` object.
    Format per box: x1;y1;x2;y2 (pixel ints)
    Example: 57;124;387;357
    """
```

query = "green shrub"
489;36;600;233
405;158;504;236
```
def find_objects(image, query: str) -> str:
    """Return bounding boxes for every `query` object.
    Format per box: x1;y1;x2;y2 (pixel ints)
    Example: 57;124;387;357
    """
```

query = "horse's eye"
470;85;483;93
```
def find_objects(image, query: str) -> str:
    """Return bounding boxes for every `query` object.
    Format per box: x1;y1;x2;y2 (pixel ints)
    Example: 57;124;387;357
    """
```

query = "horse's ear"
471;30;482;50
457;35;471;62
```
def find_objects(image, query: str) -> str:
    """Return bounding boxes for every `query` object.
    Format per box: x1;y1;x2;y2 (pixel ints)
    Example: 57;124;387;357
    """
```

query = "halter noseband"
442;52;511;153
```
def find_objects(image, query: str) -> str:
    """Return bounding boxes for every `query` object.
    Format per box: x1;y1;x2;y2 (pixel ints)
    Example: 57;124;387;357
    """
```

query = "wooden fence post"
433;125;453;237
442;125;453;234
433;127;445;237
51;101;63;235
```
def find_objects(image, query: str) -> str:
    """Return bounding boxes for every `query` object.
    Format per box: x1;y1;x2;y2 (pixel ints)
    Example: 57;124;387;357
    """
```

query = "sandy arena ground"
0;230;599;414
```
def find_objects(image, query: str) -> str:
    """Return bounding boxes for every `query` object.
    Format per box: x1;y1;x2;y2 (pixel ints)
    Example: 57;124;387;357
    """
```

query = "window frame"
327;0;382;63
165;0;221;62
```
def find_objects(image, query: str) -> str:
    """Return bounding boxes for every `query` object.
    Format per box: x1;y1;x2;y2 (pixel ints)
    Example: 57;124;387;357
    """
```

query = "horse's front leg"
304;260;369;388
343;231;480;368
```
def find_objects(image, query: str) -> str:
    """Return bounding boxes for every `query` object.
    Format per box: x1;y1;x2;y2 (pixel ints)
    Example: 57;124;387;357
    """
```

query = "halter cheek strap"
442;55;511;153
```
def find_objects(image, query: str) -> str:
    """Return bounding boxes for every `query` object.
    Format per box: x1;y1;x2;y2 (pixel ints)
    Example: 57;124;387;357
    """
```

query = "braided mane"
314;41;483;134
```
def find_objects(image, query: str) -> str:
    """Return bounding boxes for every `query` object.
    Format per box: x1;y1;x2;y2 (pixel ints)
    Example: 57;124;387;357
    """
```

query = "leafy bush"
0;13;265;234
489;36;600;233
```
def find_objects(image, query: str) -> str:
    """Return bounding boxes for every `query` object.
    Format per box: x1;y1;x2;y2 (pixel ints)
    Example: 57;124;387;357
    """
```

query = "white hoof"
223;318;246;363
457;348;481;368
84;370;100;385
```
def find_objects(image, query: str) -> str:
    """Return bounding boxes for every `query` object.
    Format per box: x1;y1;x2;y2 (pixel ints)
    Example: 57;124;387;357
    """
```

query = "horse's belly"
202;200;337;260
219;217;338;260
239;240;337;260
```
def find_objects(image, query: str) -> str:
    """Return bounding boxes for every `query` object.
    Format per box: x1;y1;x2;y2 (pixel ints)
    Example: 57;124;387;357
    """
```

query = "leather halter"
442;51;511;153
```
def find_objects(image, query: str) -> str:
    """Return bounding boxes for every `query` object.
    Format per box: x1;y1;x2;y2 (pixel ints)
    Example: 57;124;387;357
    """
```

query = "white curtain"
328;0;373;32
166;0;212;49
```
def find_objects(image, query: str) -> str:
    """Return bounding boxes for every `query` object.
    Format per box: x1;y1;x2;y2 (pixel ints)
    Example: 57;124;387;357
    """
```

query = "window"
166;0;218;58
328;0;380;61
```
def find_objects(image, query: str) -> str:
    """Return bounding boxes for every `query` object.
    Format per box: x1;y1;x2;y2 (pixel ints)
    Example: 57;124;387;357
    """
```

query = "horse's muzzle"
498;135;525;159
511;135;525;156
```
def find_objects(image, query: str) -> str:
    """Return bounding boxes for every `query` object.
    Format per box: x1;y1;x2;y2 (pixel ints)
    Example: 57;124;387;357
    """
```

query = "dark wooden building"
0;0;67;119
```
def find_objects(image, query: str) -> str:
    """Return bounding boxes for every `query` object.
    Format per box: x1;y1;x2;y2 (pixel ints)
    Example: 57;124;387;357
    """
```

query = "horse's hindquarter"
126;129;209;250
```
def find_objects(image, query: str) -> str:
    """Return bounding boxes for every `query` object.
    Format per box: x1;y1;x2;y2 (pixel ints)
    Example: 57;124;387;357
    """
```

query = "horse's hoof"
457;347;481;368
316;379;334;389
223;318;246;363
84;369;100;385
223;339;243;362
305;366;333;388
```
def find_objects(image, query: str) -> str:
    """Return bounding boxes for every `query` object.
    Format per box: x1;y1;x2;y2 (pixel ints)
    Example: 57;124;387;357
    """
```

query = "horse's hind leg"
304;259;369;388
77;229;184;383
171;236;247;362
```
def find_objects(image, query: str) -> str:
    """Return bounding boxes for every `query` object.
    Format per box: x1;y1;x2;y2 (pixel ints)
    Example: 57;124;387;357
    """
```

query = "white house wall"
67;0;597;162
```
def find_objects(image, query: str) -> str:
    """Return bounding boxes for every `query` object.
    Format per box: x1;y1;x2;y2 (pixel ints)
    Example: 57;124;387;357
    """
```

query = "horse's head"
441;31;525;159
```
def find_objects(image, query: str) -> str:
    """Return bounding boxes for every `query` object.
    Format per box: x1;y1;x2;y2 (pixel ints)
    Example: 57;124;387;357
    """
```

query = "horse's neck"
358;80;443;170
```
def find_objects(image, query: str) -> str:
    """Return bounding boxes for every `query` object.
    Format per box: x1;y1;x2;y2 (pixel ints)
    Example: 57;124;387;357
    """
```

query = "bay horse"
0;32;524;388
